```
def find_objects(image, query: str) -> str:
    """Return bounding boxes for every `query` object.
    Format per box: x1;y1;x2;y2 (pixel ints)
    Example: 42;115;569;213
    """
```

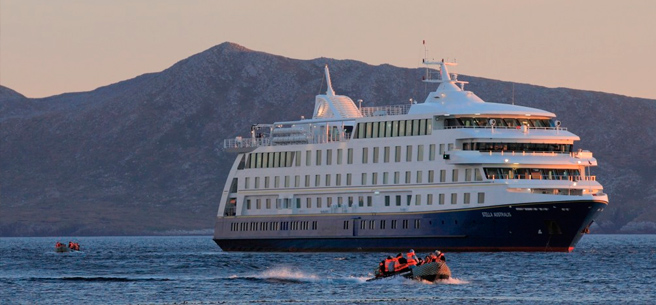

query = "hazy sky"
1;0;655;99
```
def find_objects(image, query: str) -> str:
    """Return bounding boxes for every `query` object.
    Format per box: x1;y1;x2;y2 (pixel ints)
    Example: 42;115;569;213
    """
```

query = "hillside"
1;42;655;236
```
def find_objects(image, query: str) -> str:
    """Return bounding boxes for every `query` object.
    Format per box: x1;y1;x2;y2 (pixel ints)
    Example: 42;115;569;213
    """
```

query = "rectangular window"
256;199;262;209
362;173;367;185
415;194;421;205
327;197;332;207
465;168;472;182
385;196;390;206
406;145;413;162
317;197;322;208
362;147;368;164
295;175;300;187
478;192;485;204
451;193;458;205
296;198;301;209
284;176;290;188
344;220;349;230
373;147;379;163
347;148;353;164
417;144;424;161
296;151;301;167
306;150;311;166
428;170;435;183
305;175;310;187
392;220;397;229
325;174;331;186
439;144;445;155
266;198;271;209
337;197;343;207
416;171;423;183
265;177;270;188
336;174;342;186
452;169;459;182
407;195;412;206
244;177;250;189
384;147;390;163
414;219;421;229
405;171;411;184
475;168;483;181
349;196;355;207
315;175;320;187
448;143;454;151
346;173;352;186
429;144;436;161
402;219;409;229
383;172;389;184
439;194;445;205
440;170;446;182
395;146;401;162
394;172;400;184
372;172;378;185
427;194;433;205
372;122;379;138
464;193;471;204
326;149;332;165
337;149;343;165
274;176;280;188
316;150;322;166
395;195;401;206
367;196;372;207
246;199;251;210
380;220;386;229
306;197;311;208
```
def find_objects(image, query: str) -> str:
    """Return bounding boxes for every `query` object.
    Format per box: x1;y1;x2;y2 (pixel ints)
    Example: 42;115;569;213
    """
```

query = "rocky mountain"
1;42;655;236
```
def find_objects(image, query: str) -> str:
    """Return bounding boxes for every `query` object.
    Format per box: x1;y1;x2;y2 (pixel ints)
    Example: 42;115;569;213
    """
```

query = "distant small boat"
368;261;451;282
55;245;69;253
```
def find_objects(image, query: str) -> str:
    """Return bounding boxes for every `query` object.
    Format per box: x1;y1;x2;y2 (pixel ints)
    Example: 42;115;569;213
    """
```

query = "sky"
1;0;655;99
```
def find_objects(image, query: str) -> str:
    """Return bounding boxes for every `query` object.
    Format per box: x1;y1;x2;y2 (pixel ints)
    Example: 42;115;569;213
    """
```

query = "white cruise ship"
213;59;608;252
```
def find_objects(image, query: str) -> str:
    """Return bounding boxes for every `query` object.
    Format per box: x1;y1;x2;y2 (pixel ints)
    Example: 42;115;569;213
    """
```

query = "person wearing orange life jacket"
434;250;445;262
406;249;420;266
383;256;394;273
393;253;409;272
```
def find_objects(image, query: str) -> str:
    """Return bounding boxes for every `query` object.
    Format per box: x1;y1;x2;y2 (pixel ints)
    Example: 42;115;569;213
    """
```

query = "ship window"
385;196;390;206
336;174;342;186
392;220;397;229
448;143;454;151
428;170;435;183
266;198;271;209
417;145;424;161
412;119;420;135
394;172;400;184
362;147;368;164
367;196;372;207
244;177;250;189
276;199;281;209
372;172;378;185
439;144;445;155
346;173;352;186
464;193;471;204
246;199;251;210
326;149;332;165
256;199;261;209
274;176;280;188
317;197;322;208
362;173;367;185
295;151;301;167
316;150;322;166
312;221;317;230
284;176;290;188
379;121;386;137
264;177;270;188
357;123;365;139
478;192;485;204
414;219;421;229
440;170;446;182
417;171;423;183
415;194;421;205
395;195;401;206
337;149;343;165
273;152;279;167
475;169;483;181
395;146;401;162
349;196;355;207
407;195;412;206
380;220;386;229
360;220;366;230
384;147;390;163
405;120;413;136
465;169;472;182
451;193;458;205
366;122;373;138
392;121;399;137
427;194;434;205
306;198;311;208
439;194;445;205
327;197;332;207
325;174;331;186
347;148;353;164
383;172;389;184
315;175;320;187
372;122;379;138
369;220;375;229
295;175;300;187
452;169;459;182
403;219;409;229
305;175;310;187
296;198;301;209
405;171;411;184
373;147;379;163
344;220;349;230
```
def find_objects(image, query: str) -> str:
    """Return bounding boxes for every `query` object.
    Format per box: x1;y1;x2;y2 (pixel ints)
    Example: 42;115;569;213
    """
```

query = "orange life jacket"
406;252;418;266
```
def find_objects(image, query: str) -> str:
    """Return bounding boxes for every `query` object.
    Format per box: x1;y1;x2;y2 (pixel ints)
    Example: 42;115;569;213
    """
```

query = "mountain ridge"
1;42;655;236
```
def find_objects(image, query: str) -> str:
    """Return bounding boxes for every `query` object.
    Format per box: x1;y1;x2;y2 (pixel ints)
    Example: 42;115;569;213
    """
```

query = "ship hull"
213;199;607;252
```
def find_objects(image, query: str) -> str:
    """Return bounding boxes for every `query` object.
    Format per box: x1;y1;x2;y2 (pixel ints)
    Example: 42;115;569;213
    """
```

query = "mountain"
1;42;655;236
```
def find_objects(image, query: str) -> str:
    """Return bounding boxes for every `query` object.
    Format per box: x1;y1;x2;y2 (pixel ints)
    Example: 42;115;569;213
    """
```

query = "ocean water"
1;235;654;305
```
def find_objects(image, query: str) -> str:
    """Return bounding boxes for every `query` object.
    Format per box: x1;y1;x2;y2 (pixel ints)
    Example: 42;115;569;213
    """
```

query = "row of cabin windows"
444;117;554;128
245;196;374;210
244;143;456;169
354;118;433;139
230;220;318;232
243;191;485;211
383;192;485;206
484;168;581;180
243;168;484;190
344;219;423;230
464;142;573;153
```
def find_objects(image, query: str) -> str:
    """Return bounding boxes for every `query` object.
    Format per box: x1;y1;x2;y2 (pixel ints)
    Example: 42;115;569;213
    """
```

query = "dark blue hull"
213;200;607;252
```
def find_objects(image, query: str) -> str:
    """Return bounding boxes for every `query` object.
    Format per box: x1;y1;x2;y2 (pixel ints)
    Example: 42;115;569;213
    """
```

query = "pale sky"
1;0;655;99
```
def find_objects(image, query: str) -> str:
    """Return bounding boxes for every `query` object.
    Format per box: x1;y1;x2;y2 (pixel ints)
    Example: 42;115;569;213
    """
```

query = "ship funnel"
325;65;335;96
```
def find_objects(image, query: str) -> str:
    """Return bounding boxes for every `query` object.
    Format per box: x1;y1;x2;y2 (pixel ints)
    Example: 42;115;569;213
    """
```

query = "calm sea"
1;235;654;305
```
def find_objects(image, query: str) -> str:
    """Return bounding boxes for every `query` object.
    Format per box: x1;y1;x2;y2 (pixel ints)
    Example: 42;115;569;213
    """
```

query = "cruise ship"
214;59;608;252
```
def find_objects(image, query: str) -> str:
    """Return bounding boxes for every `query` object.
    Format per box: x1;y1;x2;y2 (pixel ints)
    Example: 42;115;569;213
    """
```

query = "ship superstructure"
214;59;607;252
